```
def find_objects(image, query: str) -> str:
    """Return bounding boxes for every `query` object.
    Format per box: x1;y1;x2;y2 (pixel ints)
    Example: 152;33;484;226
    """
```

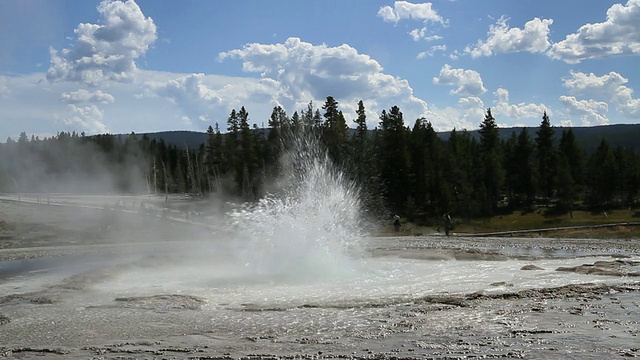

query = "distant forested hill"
565;124;640;153
497;124;640;154
133;131;208;149
137;124;640;154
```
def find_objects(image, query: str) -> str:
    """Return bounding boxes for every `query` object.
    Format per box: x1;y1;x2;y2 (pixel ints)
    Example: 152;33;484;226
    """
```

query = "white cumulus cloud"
563;71;640;118
420;105;477;131
377;1;444;24
466;17;553;58
559;95;609;126
492;88;549;120
417;45;447;58
60;89;115;104
563;70;627;93
432;64;486;96
61;104;108;133
0;76;9;98
146;72;282;124
549;0;640;63
458;96;484;109
47;0;157;85
219;37;433;129
408;27;442;42
153;73;223;104
457;96;485;127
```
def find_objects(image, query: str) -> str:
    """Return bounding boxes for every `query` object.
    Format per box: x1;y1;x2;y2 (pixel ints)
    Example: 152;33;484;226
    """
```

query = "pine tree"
157;139;170;193
535;111;557;199
290;111;301;132
347;100;382;216
350;100;370;182
556;153;577;211
224;109;240;176
313;109;323;130
322;96;340;130
558;128;585;204
503;131;518;207
203;125;225;193
587;139;617;206
444;129;475;219
478;108;504;213
302;101;314;128
322;96;348;164
204;125;216;192
613;146;638;204
410;118;447;218
409;119;430;218
213;123;224;184
267;105;289;171
17;132;28;145
378;106;411;214
353;100;367;144
510;128;535;205
237;106;259;199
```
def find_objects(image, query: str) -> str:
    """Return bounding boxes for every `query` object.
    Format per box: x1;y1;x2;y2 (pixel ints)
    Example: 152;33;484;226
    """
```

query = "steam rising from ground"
0;136;147;194
0;129;368;297
229;132;365;280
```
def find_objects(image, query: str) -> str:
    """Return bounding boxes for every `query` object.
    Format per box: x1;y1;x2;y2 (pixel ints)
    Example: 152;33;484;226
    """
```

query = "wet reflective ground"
1;235;639;359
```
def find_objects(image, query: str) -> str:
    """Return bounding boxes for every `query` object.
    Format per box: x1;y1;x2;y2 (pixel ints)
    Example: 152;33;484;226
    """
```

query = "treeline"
1;97;639;222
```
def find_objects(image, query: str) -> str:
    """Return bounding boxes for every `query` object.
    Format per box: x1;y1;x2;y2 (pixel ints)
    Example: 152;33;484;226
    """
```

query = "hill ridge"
129;124;640;153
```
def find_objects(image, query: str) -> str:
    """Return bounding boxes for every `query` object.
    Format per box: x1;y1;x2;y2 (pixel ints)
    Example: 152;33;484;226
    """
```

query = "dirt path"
465;222;640;238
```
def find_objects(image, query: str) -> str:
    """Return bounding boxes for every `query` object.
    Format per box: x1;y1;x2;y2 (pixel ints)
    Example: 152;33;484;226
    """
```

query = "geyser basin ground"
3;241;634;308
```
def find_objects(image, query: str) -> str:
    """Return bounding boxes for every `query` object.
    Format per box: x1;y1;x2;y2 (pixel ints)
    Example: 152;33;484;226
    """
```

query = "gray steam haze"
0;130;371;288
0;136;146;194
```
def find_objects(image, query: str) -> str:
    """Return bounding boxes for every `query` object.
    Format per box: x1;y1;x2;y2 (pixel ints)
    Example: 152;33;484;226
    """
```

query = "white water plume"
229;131;365;281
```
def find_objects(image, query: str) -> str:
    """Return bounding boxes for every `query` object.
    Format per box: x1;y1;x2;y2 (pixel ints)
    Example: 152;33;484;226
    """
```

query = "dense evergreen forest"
1;97;639;223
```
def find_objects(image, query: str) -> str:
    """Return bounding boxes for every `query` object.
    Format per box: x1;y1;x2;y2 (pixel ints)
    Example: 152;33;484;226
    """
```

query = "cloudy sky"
1;0;640;140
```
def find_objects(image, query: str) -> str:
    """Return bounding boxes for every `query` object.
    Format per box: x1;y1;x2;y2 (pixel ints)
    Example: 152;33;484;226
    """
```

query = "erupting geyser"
229;131;366;281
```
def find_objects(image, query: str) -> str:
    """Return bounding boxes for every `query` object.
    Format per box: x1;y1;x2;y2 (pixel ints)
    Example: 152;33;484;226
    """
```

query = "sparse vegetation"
386;208;639;238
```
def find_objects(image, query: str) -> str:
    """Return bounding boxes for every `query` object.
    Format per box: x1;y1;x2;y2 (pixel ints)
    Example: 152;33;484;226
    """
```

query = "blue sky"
1;0;639;140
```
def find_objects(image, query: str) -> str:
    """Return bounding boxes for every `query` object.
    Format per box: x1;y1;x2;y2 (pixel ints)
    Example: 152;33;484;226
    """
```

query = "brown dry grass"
385;208;640;239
